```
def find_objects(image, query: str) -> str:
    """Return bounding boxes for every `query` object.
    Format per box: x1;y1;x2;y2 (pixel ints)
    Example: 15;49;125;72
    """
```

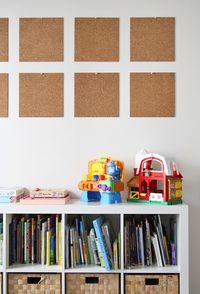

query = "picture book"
30;188;69;198
20;195;70;205
93;216;111;271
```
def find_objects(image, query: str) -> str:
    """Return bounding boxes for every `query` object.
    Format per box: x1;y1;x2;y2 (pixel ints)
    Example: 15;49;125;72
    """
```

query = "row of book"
0;222;3;265
124;215;177;268
9;214;62;266
0;187;70;204
65;216;120;271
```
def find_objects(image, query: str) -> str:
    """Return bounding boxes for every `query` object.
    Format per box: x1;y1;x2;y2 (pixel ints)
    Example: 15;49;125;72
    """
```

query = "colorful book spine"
95;237;104;267
46;230;50;266
58;221;62;266
65;226;70;268
80;221;88;265
89;229;99;265
87;235;94;265
93;216;111;271
56;215;59;265
113;239;118;270
50;235;56;265
70;228;74;268
81;216;90;264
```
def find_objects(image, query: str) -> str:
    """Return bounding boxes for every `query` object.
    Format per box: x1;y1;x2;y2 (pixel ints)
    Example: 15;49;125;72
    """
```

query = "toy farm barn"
78;157;124;204
127;150;183;205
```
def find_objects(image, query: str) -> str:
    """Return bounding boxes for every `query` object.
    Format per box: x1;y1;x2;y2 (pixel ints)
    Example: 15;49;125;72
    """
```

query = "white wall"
0;0;199;292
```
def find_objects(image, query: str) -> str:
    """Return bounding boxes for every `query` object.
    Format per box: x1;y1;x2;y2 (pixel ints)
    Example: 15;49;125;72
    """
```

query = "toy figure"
78;157;124;204
127;150;183;205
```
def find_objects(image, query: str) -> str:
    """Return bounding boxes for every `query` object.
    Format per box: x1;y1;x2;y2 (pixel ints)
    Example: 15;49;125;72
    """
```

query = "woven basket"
66;273;120;294
7;273;61;294
125;274;179;294
0;273;2;294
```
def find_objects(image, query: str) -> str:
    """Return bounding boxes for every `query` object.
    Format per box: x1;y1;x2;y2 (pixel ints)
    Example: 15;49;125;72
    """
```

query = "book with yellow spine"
46;231;50;266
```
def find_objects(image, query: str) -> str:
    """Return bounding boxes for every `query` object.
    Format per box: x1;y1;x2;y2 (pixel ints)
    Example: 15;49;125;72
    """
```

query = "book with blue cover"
93;216;111;271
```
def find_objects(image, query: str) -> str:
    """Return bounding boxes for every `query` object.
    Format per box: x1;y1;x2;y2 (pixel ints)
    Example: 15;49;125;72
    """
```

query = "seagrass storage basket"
66;273;120;294
0;273;2;294
7;273;61;294
125;274;179;294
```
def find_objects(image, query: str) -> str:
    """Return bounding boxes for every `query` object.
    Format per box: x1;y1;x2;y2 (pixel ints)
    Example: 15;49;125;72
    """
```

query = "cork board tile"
130;17;175;61
0;18;8;62
130;73;175;117
75;73;119;117
75;18;119;61
0;74;8;117
20;18;64;61
19;73;64;117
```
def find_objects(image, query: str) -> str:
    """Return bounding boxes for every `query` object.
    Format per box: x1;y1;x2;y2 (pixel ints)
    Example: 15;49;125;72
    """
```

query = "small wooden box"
125;274;179;294
7;273;61;294
66;273;120;294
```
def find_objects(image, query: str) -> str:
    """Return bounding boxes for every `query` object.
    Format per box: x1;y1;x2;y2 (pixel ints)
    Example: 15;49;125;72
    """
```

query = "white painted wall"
0;0;199;292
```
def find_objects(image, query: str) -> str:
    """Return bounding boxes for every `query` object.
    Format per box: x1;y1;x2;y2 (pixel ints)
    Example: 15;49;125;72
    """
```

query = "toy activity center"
127;151;183;204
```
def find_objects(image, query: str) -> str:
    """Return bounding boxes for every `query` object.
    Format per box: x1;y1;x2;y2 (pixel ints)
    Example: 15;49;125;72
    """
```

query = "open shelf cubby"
0;199;188;293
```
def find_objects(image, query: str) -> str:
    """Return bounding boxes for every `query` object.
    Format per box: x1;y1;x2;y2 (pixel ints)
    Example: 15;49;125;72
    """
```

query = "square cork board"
19;73;64;117
130;73;175;117
75;73;119;117
20;18;64;61
0;18;8;62
130;17;175;61
0;74;8;117
75;18;119;61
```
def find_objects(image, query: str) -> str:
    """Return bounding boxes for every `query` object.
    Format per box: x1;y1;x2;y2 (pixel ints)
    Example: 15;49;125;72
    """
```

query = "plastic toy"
78;157;124;204
127;150;183;205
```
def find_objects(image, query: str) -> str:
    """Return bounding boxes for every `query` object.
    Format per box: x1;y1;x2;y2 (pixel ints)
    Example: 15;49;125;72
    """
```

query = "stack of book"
0;221;3;265
9;214;62;266
0;187;24;203
65;216;120;271
20;188;70;205
124;215;177;268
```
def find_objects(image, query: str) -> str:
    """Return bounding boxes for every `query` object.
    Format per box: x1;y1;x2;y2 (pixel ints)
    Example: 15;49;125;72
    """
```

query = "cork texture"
0;73;8;117
19;73;64;117
130;17;175;61
130;73;175;117
0;18;8;61
20;18;64;61
75;73;119;117
75;18;119;61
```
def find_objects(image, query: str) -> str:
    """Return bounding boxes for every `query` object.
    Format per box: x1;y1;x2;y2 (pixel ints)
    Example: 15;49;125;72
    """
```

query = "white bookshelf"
0;200;189;294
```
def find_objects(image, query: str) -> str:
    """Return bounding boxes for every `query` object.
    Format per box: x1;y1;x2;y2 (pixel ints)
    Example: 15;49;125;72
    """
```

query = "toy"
127;150;183;205
78;157;124;204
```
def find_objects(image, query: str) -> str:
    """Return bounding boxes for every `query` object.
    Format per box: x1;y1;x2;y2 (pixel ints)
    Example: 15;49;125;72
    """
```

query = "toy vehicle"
78;157;124;204
127;150;183;205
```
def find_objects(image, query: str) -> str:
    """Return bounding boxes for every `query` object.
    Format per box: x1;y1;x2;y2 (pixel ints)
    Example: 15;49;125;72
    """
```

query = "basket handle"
145;278;159;286
85;277;99;284
27;277;46;284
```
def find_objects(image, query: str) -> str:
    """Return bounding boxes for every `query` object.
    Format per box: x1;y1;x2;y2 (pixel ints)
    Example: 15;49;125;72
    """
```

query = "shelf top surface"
0;198;188;214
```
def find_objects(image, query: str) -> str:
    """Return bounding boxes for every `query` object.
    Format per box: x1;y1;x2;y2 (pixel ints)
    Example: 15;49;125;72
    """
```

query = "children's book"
151;232;163;267
30;189;69;198
20;195;70;205
93;216;111;271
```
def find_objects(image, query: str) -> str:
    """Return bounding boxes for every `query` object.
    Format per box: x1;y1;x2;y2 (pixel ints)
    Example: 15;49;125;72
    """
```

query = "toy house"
78;157;124;204
127;151;183;205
